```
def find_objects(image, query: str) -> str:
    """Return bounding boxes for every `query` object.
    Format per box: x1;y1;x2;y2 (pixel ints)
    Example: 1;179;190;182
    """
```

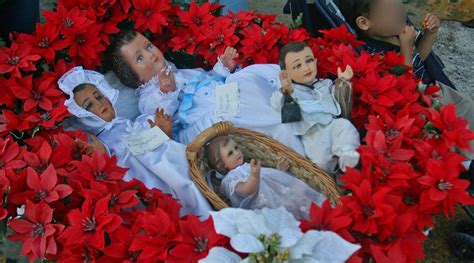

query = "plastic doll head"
279;42;317;85
73;84;116;122
206;136;244;175
109;30;166;87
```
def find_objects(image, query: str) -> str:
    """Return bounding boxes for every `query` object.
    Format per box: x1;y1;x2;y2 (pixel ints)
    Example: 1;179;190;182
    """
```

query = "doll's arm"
270;70;294;110
147;107;173;138
235;159;261;196
138;84;181;116
212;47;240;77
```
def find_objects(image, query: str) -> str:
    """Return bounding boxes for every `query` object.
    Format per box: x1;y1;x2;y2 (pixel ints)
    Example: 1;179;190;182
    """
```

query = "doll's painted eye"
146;43;153;50
95;94;104;100
306;58;315;63
85;102;93;111
136;55;143;63
293;63;302;70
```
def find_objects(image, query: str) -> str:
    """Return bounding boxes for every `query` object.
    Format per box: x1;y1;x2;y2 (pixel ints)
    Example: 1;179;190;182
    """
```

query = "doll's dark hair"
278;42;311;69
72;83;94;94
338;0;375;34
206;136;232;175
107;30;141;88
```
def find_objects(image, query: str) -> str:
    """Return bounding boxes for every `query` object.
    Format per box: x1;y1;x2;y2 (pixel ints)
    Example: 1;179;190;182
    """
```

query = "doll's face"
73;84;116;122
284;46;318;85
120;33;166;84
220;139;244;171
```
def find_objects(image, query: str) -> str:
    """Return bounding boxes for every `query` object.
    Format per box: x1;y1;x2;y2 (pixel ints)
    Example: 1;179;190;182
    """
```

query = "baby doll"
58;66;212;218
108;30;305;156
206;136;326;219
271;42;360;173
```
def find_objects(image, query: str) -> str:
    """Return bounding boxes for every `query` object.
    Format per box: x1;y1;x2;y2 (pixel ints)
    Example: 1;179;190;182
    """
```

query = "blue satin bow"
178;72;225;129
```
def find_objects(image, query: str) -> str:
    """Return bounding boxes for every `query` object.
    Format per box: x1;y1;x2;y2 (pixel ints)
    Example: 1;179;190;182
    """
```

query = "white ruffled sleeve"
220;166;257;209
137;77;182;116
211;57;241;78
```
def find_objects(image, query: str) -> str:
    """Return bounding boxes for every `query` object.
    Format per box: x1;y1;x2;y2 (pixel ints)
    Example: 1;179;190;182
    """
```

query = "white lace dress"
220;163;326;219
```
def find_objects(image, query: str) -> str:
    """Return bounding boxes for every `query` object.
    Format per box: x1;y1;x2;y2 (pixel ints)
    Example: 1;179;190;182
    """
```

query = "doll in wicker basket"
206;135;326;219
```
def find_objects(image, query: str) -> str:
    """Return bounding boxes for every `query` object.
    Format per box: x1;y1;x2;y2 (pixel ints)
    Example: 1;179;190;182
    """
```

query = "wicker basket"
186;121;342;210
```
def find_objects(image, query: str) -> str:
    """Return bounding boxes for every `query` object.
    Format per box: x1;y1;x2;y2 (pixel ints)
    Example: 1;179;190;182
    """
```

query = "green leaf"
289;13;304;29
389;65;408;76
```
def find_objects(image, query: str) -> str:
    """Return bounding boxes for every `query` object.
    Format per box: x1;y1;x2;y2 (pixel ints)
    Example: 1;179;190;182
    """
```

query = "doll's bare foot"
277;159;291;172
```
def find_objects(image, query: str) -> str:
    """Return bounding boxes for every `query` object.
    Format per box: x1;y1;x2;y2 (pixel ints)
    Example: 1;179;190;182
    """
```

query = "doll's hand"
399;25;417;48
80;135;108;156
279;70;293;94
337;65;353;81
219;46;239;73
250;159;261;179
157;65;176;93
148;108;173;138
276;158;291;172
422;13;440;34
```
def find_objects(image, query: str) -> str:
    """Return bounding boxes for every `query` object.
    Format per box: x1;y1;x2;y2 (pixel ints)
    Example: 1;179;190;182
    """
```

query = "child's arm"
147;108;173;138
235;159;261;196
417;13;440;61
399;25;417;68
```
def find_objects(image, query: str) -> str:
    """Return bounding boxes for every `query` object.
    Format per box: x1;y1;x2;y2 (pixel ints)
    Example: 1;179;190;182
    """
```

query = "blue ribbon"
178;72;225;128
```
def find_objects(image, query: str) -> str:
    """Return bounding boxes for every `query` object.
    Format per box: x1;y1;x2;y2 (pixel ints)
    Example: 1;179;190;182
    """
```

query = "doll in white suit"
271;42;360;173
58;66;212;218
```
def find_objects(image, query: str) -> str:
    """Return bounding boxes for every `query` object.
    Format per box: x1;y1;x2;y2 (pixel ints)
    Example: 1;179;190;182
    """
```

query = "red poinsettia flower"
8;200;65;261
201;17;240;63
0;41;41;78
356;70;404;114
10;165;72;205
60;195;122;250
371;213;426;262
0;173;9;220
73;151;127;186
82;181;140;214
130;0;171;34
101;226;141;261
300;200;355;242
342;180;396;234
130;207;180;261
134;183;181;220
365;130;415;164
426;104;474;151
24;105;69;129
418;159;474;216
319;25;365;49
169;27;206;54
177;1;215;31
227;10;255;28
0;136;26;177
412;138;466;173
240;24;278;64
0;77;17;108
43;4;94;35
9;75;64;112
17;23;69;63
63;24;106;68
169;215;230;262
